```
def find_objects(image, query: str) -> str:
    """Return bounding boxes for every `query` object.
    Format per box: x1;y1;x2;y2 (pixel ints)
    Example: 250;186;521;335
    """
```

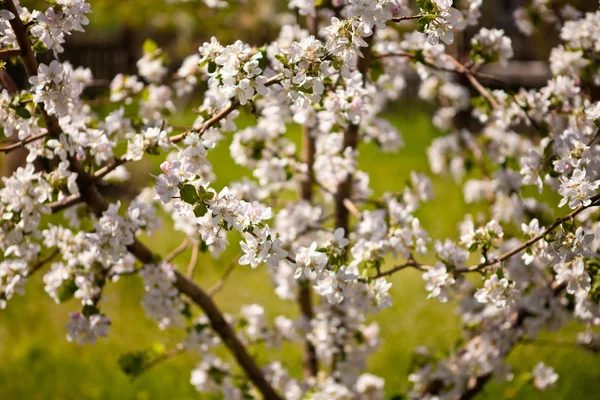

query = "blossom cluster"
1;0;600;399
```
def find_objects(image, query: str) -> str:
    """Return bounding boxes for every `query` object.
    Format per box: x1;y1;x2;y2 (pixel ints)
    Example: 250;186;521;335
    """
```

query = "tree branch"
0;131;50;153
444;55;501;109
0;48;22;59
335;35;373;233
0;69;19;93
375;51;502;109
27;249;60;276
207;253;239;297
373;195;600;279
164;238;190;263
297;73;319;377
169;74;281;144
456;195;600;273
186;239;199;279
391;15;421;22
372;259;428;278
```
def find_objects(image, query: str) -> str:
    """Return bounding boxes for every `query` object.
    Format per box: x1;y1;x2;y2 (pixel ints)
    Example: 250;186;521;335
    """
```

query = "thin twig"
372;259;429;278
444;55;501;109
376;51;502;109
168;74;281;144
48;193;83;213
164;238;190;263
343;198;362;219
207;253;240;297
0;48;21;59
27;249;60;276
373;196;600;279
587;127;600;146
186;239;200;279
94;157;127;179
391;15;421;22
0;131;50;153
457;195;600;273
0;69;19;93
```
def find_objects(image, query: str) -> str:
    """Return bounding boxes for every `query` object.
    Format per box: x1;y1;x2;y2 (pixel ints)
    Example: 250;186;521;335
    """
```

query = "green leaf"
32;40;48;53
57;279;78;303
274;54;288;67
495;268;505;280
145;146;161;156
543;139;555;160
417;14;436;33
118;352;147;380
82;304;100;317
418;0;436;12
197;186;214;202
118;344;165;380
193;203;208;218
181;302;193;319
207;61;217;74
151;253;162;264
142;39;158;55
15;106;31;119
179;184;199;204
199;240;209;253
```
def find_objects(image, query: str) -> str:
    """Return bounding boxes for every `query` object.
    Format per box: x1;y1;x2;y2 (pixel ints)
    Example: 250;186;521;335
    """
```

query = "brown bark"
0;70;27;177
335;35;373;233
298;124;319;378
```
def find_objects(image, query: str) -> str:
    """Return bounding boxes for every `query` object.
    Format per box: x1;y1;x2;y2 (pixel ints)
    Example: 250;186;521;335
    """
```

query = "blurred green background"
1;1;600;399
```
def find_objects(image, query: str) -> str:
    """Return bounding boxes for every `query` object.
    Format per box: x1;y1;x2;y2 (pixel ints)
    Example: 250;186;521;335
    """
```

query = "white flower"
586;102;600;121
371;277;393;310
520;149;544;192
326;227;349;257
471;28;513;66
422;262;456;302
239;231;287;269
288;0;315;16
553;258;591;295
532;362;558;391
0;9;14;20
356;373;385;400
433;0;453;10
28;60;77;117
190;355;232;393
435;239;468;269
137;54;167;83
294;241;328;280
240;303;268;342
558;168;600;209
66;312;110;345
426;8;465;45
474;274;515;309
139;262;185;329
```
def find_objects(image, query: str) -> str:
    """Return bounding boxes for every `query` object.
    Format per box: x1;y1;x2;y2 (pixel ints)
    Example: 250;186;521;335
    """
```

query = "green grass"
0;106;598;400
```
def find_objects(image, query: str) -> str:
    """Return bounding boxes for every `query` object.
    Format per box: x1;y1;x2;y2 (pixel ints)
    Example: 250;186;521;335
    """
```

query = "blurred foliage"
29;0;290;45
